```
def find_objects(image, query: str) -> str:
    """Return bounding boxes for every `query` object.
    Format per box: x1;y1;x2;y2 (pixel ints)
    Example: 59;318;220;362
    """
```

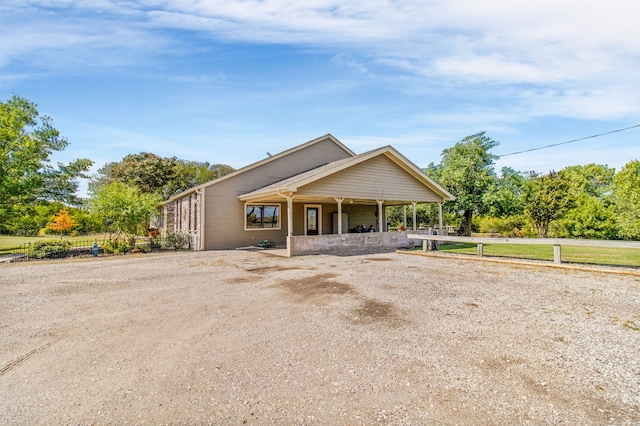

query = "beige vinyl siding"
294;154;444;202
203;137;353;250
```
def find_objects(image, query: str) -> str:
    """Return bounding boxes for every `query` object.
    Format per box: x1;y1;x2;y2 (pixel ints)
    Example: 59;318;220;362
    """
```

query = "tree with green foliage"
561;163;615;198
482;167;526;218
435;132;499;236
90;181;160;243
90;153;235;200
0;95;92;233
555;193;617;239
522;171;574;238
554;164;617;239
91;152;179;197
612;160;640;240
166;160;235;198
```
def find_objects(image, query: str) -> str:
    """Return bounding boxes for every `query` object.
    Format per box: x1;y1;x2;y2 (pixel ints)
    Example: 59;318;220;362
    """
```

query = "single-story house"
156;134;454;256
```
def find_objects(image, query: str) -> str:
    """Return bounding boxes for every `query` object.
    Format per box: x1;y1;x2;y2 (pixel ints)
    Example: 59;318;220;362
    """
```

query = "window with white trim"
245;204;281;230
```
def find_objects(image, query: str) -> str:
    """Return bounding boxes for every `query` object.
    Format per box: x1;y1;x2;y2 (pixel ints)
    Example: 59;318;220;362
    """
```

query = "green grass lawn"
0;234;106;255
434;242;640;268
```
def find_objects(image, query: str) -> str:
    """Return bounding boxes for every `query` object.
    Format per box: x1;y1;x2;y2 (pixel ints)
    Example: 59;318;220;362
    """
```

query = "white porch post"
286;196;293;236
438;202;443;229
334;197;344;234
403;205;407;229
411;201;418;231
376;200;384;232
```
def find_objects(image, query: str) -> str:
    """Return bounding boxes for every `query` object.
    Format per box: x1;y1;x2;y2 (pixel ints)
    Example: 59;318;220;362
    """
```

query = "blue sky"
2;0;639;195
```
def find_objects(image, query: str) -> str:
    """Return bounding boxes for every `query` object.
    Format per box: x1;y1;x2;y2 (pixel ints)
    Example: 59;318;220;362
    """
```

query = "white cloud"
329;53;370;76
3;0;640;125
5;1;640;77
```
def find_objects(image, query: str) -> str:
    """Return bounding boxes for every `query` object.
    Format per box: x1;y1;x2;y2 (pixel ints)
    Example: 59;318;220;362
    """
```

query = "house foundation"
288;231;425;256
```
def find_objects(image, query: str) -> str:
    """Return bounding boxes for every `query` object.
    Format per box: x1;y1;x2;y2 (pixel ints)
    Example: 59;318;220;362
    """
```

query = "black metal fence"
3;233;193;263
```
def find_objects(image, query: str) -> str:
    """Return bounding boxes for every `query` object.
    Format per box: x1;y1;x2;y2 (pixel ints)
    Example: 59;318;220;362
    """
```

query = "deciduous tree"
47;208;78;239
612;160;640;239
482;167;526;218
0;95;92;233
522;171;574;238
435;132;499;236
90;153;235;199
91;152;178;197
555;164;617;239
90;181;160;241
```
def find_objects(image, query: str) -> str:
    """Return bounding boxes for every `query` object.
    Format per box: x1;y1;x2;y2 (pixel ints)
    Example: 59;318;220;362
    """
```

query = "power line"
497;124;640;158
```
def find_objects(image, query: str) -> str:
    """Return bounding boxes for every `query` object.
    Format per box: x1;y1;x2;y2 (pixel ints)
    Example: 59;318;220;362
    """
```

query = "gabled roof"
162;134;355;204
238;145;455;202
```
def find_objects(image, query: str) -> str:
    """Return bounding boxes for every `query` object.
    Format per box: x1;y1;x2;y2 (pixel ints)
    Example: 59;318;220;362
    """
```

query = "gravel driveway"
1;251;639;425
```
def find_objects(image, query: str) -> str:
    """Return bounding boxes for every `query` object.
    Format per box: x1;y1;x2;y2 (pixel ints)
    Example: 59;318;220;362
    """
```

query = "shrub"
102;239;132;254
146;237;163;251
31;240;72;259
163;232;192;250
478;215;533;237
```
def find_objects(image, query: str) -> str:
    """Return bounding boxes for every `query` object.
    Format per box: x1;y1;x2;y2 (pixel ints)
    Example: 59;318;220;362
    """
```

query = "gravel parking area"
1;251;639;424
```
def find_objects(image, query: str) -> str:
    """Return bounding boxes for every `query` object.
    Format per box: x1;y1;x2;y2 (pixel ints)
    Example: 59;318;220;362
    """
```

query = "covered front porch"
238;145;455;256
243;195;445;256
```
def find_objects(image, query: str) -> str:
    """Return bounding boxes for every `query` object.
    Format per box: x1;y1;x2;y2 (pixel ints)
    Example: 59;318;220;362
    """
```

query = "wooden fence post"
553;244;561;264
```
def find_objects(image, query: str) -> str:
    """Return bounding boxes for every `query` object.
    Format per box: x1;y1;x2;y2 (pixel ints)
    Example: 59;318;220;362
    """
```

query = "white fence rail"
407;234;640;264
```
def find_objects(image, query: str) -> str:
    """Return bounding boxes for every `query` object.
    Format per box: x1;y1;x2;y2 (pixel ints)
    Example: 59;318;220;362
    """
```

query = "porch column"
334;197;344;234
411;201;418;231
403;205;407;229
438;202;443;229
376;200;384;232
286;196;294;236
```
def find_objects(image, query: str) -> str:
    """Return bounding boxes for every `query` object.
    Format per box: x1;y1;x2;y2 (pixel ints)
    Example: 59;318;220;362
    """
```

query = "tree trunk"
536;221;549;238
460;210;473;236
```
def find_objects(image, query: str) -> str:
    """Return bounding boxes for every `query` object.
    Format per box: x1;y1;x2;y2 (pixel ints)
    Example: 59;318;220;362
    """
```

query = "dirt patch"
274;273;352;302
244;265;306;273
351;298;404;326
226;276;258;284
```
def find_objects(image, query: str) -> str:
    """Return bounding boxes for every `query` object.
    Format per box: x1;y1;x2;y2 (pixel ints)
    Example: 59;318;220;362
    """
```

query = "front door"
305;206;320;236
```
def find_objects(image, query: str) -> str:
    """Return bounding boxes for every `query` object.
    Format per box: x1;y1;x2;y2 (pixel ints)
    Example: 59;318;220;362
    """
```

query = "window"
245;204;281;230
